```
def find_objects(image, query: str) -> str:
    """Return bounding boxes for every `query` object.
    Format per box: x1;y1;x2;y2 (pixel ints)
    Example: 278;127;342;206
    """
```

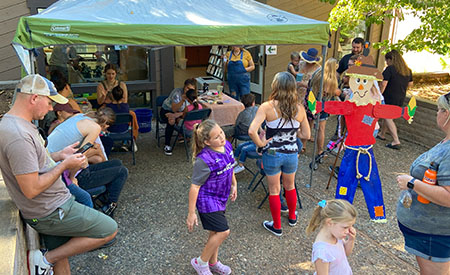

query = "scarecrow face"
348;76;376;106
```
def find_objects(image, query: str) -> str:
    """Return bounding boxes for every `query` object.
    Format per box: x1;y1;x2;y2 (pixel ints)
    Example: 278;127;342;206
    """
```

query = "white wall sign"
265;45;277;55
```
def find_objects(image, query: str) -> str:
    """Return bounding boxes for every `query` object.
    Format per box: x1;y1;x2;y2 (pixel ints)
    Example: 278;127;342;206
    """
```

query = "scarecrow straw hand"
308;91;317;115
405;97;417;124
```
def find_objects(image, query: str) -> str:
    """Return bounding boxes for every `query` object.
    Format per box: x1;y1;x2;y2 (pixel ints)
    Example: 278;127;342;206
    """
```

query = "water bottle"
417;162;438;204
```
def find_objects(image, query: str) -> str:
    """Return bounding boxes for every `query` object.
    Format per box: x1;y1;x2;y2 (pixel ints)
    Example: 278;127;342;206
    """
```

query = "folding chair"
231;125;252;147
251;159;302;209
155;95;168;147
109;113;135;165
172;108;211;160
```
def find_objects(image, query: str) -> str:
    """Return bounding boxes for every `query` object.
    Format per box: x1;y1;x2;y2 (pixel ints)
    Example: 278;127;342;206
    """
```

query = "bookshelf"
206;45;228;80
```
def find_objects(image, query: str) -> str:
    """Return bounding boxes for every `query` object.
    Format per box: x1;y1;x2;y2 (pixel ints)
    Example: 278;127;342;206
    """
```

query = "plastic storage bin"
134;109;153;133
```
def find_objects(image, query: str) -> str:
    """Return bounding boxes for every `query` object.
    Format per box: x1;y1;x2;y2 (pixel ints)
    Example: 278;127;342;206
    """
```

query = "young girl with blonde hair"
305;58;340;154
187;119;237;275
306;199;358;275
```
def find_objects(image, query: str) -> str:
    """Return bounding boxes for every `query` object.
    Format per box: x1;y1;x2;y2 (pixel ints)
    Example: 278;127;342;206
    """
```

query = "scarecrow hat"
346;55;383;81
300;48;322;63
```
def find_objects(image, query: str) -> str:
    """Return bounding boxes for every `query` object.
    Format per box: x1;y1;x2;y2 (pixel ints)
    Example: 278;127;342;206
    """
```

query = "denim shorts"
398;221;450;262
262;151;298;176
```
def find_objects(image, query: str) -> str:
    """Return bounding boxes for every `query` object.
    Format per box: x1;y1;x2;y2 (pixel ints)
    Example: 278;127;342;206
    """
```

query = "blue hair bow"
318;200;327;208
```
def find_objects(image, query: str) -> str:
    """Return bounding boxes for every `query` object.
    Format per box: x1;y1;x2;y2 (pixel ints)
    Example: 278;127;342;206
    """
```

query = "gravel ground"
70;117;425;275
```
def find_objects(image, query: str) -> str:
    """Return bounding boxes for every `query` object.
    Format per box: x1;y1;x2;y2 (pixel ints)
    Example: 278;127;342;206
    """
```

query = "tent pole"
29;49;35;74
306;45;327;188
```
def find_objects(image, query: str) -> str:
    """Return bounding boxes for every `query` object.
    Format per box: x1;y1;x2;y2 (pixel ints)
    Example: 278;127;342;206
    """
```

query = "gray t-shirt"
162;87;189;112
235;106;258;136
397;140;450;235
192;158;210;186
0;114;70;219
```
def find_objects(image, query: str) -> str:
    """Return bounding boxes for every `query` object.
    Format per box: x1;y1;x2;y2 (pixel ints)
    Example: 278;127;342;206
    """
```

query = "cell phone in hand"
75;142;93;154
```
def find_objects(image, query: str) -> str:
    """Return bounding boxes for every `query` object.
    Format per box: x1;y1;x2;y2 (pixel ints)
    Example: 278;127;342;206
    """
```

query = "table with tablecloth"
199;94;244;126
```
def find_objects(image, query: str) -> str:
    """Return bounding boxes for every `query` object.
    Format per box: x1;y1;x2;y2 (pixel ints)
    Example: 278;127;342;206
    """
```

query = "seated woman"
97;63;128;106
47;107;115;164
51;71;82;113
47;107;128;217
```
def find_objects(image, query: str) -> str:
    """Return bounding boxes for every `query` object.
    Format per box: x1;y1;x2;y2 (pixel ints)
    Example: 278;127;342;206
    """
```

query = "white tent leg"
307;45;327;188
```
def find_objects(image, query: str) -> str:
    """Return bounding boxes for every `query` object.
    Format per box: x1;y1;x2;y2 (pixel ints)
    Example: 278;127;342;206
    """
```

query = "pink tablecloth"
199;94;244;126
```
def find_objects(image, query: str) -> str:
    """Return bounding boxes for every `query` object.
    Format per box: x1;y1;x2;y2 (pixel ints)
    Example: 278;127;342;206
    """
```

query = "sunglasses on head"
445;92;450;103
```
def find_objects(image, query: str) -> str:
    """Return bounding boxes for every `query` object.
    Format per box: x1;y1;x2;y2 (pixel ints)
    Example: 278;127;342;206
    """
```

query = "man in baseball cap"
15;74;68;104
0;74;117;274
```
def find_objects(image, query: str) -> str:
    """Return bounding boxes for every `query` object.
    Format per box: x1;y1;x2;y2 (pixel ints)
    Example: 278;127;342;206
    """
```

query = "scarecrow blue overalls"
227;51;250;100
336;144;385;222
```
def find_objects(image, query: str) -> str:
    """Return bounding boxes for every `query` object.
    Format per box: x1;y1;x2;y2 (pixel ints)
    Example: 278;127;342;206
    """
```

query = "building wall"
260;0;391;100
262;0;335;100
0;0;30;81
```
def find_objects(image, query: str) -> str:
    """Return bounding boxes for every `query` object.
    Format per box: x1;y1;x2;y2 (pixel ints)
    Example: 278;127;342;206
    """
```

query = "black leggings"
160;108;176;146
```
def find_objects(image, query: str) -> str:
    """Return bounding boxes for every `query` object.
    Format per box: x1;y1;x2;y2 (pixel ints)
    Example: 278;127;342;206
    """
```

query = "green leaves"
322;0;450;55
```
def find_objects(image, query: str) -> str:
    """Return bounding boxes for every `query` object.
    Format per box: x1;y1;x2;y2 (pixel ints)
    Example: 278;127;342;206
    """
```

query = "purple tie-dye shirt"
195;141;234;213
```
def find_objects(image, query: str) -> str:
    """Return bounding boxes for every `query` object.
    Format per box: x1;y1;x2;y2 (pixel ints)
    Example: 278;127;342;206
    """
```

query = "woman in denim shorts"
249;72;311;236
396;93;450;273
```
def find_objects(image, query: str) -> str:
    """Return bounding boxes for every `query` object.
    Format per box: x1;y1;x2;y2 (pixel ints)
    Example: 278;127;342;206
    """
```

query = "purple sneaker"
191;258;212;275
209;261;232;275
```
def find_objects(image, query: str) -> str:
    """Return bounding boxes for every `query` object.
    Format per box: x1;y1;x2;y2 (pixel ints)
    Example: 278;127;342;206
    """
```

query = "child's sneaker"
28;249;53;275
262;220;282;236
164;145;172;156
288;211;298;227
191;258;212;275
233;165;245;174
209;261;232;275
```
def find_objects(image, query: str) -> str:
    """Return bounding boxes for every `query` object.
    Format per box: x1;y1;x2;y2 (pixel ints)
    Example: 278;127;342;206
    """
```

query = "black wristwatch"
257;147;264;154
407;178;415;190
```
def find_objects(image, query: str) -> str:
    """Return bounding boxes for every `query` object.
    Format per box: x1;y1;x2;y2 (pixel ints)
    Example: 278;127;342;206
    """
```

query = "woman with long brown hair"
97;63;128;106
248;72;310;236
378;50;413;149
306;58;340;154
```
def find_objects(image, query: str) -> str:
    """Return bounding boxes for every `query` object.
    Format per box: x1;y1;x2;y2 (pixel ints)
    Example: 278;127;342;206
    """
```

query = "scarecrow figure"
309;55;416;222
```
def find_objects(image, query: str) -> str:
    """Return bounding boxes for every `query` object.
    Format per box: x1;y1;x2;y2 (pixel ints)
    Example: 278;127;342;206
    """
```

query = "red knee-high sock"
285;189;297;220
269;195;281;229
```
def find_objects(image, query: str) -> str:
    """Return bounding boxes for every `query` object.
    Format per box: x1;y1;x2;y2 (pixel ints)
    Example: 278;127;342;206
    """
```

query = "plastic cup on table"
296;73;304;82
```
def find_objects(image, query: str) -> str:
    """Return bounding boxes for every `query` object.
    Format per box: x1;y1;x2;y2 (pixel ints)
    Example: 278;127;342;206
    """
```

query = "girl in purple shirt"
306;199;358;275
186;119;237;275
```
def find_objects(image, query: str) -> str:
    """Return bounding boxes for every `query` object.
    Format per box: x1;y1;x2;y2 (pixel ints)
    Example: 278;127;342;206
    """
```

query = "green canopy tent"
12;0;330;187
12;0;329;72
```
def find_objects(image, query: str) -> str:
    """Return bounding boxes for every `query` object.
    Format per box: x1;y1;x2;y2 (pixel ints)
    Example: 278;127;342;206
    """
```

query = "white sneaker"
233;160;239;167
164;145;172;156
28;249;53;275
233;165;245;174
